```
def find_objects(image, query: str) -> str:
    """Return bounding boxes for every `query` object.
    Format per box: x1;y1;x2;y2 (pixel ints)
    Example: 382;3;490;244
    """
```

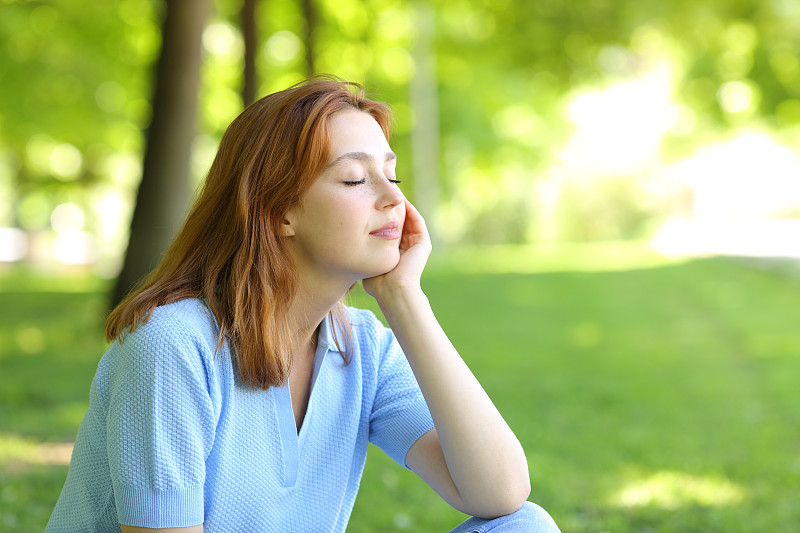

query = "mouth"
369;220;401;239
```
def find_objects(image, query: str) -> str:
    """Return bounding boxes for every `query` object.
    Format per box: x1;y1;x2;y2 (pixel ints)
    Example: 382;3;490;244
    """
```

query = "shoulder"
344;306;392;346
123;298;220;351
344;305;383;329
99;298;221;386
342;305;400;369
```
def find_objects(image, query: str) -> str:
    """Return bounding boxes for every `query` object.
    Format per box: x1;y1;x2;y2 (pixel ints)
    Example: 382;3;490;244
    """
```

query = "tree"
111;0;212;307
300;0;318;76
242;0;258;106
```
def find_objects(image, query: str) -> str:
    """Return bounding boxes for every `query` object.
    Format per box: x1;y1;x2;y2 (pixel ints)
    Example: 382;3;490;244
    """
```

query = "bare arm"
363;200;530;518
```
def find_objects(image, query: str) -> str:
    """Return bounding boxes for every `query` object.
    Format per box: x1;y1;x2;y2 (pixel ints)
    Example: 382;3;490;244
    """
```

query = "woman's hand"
362;199;431;300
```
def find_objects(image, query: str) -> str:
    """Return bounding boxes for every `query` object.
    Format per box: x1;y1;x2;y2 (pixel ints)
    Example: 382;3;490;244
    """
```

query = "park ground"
1;242;798;532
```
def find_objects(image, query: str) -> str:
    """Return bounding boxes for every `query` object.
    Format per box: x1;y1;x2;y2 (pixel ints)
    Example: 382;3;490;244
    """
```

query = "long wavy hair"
105;76;393;389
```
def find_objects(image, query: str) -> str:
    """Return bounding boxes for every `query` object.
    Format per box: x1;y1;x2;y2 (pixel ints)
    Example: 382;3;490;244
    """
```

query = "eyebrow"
326;151;397;169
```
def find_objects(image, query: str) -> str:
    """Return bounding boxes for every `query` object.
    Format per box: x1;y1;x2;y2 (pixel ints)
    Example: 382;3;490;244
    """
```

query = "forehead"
327;110;391;158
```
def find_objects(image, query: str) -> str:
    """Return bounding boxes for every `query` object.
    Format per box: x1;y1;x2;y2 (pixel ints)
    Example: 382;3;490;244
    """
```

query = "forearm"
377;286;530;515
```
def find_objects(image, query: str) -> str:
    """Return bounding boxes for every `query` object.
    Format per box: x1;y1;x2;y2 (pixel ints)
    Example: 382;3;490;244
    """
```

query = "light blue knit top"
46;298;434;531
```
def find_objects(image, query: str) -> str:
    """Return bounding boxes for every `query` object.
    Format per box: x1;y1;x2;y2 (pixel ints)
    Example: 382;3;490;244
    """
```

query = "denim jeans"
447;502;561;533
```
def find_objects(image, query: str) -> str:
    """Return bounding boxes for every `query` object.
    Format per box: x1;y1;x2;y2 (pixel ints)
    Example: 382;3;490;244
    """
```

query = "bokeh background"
1;0;799;531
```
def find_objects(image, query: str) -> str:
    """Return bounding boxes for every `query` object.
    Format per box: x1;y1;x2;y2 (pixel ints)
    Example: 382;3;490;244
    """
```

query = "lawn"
1;245;798;532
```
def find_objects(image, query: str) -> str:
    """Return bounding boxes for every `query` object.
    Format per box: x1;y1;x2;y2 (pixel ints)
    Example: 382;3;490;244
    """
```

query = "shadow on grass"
1;291;108;441
0;464;69;532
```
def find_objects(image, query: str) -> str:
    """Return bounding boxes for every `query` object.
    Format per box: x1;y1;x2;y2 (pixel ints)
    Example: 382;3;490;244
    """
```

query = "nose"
376;178;404;209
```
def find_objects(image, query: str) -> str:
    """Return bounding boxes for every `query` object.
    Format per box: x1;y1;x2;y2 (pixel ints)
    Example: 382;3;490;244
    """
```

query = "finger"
399;201;432;255
402;199;429;235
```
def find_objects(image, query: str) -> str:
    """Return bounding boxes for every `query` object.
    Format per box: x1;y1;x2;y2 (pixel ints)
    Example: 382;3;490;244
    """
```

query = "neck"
287;270;354;350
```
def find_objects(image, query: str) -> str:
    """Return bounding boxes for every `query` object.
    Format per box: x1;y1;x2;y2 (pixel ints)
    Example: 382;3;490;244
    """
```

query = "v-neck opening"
275;330;329;487
301;334;330;437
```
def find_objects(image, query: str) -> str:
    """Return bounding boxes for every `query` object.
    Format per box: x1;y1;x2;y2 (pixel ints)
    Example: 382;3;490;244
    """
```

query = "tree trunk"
111;0;211;308
300;0;317;76
242;0;257;106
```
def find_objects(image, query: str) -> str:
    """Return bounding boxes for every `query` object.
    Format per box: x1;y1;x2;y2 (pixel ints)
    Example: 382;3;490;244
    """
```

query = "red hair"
106;76;393;389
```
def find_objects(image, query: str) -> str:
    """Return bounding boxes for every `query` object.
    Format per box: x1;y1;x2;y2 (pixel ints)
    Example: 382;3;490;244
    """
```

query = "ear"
279;211;296;237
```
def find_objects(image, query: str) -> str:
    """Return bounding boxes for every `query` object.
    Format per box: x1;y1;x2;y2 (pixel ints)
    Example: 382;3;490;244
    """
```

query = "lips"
369;220;401;239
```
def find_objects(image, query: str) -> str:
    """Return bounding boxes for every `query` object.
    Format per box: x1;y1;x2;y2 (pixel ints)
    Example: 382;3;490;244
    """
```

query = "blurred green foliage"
1;0;800;254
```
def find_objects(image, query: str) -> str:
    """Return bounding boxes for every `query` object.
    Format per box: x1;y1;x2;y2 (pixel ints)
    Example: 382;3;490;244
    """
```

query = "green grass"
2;247;799;532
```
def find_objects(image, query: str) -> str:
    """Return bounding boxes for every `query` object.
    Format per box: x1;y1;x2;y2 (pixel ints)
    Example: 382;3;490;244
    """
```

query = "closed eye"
343;178;402;186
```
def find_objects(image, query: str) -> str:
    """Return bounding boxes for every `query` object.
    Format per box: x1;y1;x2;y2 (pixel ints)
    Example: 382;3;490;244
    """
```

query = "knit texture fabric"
46;298;434;532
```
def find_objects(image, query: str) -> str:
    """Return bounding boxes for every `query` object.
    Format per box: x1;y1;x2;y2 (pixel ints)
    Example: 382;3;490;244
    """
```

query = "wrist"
374;283;427;315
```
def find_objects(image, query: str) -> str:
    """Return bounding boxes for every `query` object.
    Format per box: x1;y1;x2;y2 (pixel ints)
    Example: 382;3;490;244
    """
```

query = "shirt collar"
316;311;343;353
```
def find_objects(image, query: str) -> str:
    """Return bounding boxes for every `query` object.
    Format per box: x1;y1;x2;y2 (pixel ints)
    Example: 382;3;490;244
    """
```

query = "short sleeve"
368;324;435;469
101;311;216;528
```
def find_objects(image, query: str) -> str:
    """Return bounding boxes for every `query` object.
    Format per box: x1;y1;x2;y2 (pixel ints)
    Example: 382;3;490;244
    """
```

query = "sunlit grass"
0;264;108;293
427;240;688;275
611;470;746;509
0;434;73;469
2;249;800;532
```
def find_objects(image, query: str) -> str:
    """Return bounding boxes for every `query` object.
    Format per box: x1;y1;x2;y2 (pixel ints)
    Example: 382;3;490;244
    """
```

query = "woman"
47;77;561;532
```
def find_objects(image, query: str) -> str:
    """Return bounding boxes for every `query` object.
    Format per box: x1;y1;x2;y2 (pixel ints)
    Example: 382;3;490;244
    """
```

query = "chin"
363;253;401;278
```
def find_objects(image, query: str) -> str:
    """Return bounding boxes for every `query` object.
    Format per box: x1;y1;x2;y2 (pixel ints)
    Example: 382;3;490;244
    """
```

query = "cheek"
328;191;372;225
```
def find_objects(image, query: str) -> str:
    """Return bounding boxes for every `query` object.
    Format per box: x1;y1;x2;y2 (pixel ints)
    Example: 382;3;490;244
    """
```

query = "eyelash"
343;179;402;186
